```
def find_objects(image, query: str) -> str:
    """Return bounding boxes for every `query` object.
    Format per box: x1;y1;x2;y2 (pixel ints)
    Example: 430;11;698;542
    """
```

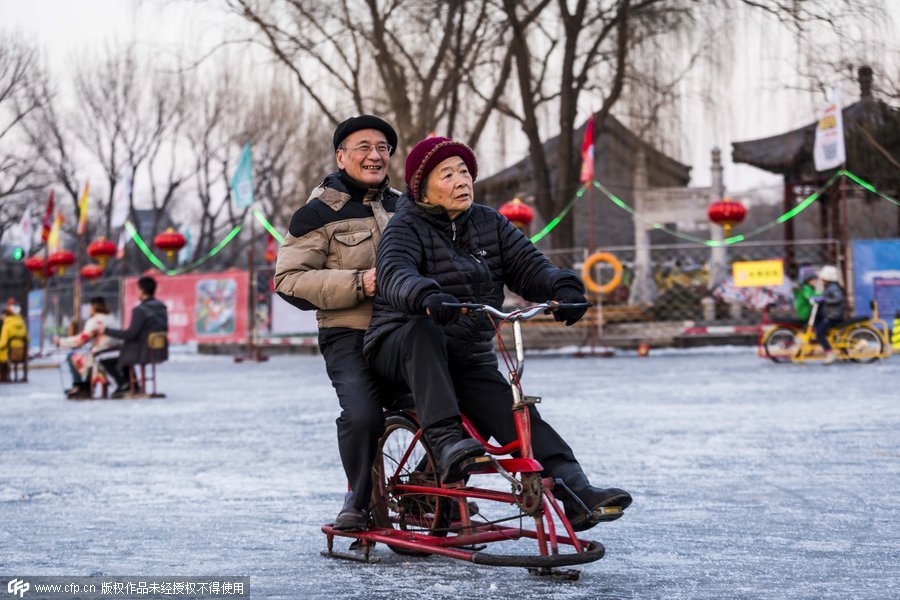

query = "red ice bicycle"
321;302;615;579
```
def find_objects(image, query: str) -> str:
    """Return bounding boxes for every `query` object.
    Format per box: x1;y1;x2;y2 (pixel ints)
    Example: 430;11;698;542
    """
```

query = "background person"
793;271;819;323
363;136;631;532
103;275;169;397
274;115;401;531
813;265;846;365
53;297;121;399
0;302;28;383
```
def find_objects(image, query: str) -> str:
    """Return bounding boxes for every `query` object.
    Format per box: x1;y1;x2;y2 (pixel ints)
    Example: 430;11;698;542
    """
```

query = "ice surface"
1;349;898;599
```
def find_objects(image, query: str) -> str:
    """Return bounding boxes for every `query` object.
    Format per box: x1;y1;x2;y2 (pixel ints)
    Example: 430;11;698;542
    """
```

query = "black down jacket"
105;297;169;367
363;196;582;366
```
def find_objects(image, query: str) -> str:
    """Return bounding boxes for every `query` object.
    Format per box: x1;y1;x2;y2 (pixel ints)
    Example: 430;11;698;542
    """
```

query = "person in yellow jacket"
0;303;28;382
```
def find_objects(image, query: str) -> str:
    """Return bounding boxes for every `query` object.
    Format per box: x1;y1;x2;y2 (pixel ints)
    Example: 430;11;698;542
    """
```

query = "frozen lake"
1;348;898;599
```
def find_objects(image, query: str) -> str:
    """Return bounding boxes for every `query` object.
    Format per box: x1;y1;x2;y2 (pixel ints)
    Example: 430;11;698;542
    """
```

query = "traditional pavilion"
732;66;900;248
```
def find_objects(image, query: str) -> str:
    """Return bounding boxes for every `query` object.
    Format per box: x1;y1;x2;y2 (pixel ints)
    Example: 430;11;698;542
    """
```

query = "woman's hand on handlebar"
552;286;589;326
425;292;462;325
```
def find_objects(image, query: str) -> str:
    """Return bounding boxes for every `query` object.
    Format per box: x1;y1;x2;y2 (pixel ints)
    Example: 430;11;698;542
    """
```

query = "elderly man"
275;115;401;531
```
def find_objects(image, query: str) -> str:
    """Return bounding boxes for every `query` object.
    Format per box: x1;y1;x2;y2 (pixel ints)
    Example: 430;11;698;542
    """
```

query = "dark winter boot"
423;418;485;483
546;460;632;531
333;491;368;532
66;382;91;400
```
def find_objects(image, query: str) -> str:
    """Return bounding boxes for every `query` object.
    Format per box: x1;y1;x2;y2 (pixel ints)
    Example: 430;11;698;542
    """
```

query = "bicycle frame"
321;302;605;578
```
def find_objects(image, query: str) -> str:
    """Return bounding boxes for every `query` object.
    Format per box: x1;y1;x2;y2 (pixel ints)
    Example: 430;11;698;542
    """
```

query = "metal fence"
532;238;843;345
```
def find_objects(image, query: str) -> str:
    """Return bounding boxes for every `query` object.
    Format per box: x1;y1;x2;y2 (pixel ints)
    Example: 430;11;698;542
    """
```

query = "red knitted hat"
404;137;478;201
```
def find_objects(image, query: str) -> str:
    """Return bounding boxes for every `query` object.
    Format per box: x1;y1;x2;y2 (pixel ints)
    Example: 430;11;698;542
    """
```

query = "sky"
3;0;898;196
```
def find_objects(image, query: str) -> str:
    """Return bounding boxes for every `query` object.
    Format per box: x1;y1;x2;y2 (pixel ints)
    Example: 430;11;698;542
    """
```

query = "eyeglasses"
340;143;393;156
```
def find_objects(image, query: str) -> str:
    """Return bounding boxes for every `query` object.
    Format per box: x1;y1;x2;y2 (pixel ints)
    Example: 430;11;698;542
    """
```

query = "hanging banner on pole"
230;144;255;209
111;169;132;230
813;88;846;171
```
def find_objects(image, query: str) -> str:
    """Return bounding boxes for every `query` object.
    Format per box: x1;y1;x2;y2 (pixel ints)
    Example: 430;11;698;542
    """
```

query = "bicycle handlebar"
442;301;593;322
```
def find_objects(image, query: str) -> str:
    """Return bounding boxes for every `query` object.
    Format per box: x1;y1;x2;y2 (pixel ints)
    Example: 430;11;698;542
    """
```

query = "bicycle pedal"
459;455;494;471
593;506;624;520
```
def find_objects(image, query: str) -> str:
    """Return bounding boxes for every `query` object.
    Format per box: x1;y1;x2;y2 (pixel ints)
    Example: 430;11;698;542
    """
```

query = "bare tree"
71;45;194;241
182;64;329;268
0;34;47;245
226;0;513;164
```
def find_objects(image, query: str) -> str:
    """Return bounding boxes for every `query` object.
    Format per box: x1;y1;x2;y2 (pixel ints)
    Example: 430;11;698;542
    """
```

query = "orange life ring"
582;252;623;295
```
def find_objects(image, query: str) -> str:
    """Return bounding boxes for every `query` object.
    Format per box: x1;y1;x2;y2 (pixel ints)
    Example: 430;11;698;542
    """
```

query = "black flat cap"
332;115;398;155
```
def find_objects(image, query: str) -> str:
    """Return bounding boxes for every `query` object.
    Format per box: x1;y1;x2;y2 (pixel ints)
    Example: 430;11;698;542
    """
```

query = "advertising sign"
813;88;846;171
852;239;900;317
732;259;784;288
124;270;248;344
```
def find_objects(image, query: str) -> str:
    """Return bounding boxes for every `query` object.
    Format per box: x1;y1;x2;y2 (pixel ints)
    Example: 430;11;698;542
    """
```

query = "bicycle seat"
769;314;807;327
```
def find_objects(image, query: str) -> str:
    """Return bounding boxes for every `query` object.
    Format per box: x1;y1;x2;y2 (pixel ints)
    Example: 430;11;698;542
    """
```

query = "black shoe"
111;387;131;399
66;383;91;399
545;459;632;531
424;418;485;483
562;486;632;531
333;491;368;531
333;506;369;531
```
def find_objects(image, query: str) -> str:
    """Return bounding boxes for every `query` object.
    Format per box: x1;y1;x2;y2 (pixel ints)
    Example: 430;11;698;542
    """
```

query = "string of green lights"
126;209;283;276
529;168;895;247
125;170;895;272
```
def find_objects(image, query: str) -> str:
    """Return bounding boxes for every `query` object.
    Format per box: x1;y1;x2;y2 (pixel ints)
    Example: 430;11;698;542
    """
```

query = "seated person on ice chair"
54;296;123;399
102;276;169;398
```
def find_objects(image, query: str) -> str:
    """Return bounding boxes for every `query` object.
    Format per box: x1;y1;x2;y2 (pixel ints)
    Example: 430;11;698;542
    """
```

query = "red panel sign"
123;270;248;344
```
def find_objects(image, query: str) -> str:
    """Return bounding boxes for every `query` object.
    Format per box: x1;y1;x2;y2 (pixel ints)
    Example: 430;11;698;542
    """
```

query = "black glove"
552;286;589;326
424;292;461;325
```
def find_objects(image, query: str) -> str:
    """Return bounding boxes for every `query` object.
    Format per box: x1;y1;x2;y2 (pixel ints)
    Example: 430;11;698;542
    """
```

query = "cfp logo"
6;579;29;598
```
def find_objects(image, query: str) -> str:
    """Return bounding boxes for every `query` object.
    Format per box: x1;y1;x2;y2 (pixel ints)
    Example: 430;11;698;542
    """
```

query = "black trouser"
371;317;577;471
100;358;129;389
319;327;387;512
814;314;840;351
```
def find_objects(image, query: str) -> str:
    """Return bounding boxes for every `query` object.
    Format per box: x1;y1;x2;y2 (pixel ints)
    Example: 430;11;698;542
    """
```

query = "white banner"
813;88;846;171
17;207;32;254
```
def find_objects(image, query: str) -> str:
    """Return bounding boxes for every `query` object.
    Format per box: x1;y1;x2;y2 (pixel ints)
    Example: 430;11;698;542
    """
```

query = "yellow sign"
732;259;784;288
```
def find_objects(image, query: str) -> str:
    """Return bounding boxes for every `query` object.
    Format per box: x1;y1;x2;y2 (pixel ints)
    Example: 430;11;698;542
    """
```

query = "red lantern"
498;197;534;229
87;236;117;268
153;228;186;260
25;255;51;280
48;250;76;275
707;198;747;236
80;263;103;281
264;235;277;264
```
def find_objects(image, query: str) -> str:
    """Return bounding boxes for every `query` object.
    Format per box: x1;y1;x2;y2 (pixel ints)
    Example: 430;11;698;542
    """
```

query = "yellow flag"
48;212;64;252
77;181;89;235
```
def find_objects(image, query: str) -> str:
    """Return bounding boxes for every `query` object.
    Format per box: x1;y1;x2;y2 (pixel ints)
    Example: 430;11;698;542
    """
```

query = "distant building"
476;114;691;249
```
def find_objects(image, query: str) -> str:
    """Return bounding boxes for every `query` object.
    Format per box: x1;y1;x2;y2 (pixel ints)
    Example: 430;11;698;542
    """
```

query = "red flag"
41;190;55;242
579;115;595;184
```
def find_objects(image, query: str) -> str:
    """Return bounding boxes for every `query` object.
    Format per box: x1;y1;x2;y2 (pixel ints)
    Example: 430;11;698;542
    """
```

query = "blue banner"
851;239;900;318
230;144;254;209
27;289;42;352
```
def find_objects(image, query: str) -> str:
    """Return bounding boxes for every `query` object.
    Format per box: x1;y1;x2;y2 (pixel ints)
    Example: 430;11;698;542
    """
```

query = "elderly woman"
363;137;631;531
